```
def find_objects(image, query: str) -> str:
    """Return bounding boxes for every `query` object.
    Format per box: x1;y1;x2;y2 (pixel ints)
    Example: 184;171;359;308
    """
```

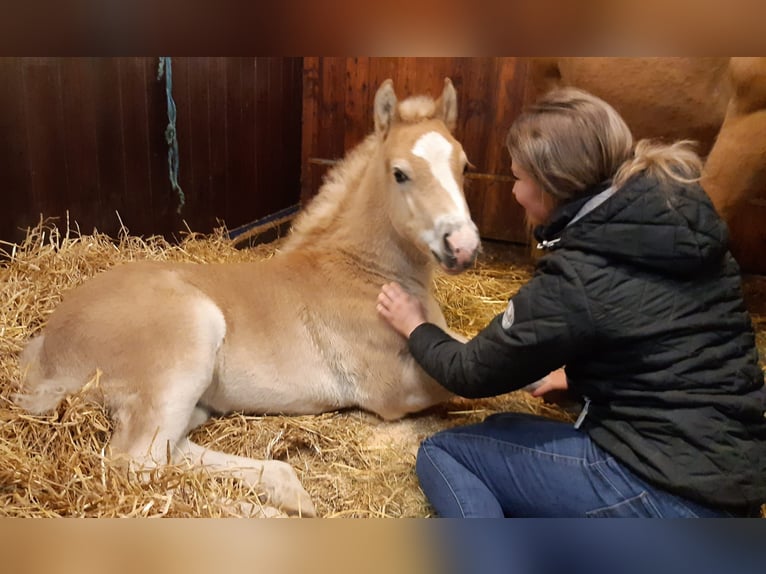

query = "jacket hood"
535;176;730;277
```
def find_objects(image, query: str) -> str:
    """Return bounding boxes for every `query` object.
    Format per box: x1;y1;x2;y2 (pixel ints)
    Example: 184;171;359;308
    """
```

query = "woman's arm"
376;256;595;398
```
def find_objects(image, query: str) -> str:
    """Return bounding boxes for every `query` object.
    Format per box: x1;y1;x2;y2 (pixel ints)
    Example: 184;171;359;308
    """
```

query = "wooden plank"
490;58;529;173
301;57;321;202
312;57;345;203
397;56;415;96
118;57;157;235
22;59;70;224
186;57;214;228
56;58;100;231
91;58;127;233
254;57;272;218
480;58;529;243
0;58;32;242
454;57;494;229
208;57;229;226
319;57;346;161
344;57;371;151
238;57;257;222
282;57;304;208
372;57;400;89
223;57;245;220
261;57;302;218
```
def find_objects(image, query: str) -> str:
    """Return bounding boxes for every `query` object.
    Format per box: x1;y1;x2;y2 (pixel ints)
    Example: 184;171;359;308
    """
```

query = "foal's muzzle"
432;220;481;274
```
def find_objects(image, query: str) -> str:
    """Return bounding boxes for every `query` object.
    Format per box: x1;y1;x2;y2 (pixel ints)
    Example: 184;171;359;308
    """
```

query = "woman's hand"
529;368;569;398
376;282;427;338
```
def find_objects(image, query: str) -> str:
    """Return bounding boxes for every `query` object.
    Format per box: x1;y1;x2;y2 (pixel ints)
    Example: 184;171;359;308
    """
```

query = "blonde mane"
283;134;380;252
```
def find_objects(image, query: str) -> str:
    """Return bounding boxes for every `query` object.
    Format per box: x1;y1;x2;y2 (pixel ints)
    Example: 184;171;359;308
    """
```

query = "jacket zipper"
536;237;561;250
574;396;591;429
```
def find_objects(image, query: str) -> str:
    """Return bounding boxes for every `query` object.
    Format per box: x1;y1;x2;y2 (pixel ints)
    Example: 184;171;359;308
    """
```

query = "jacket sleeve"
408;255;596;398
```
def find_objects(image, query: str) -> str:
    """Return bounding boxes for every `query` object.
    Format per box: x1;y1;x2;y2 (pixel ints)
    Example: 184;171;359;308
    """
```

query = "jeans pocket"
586;491;663;518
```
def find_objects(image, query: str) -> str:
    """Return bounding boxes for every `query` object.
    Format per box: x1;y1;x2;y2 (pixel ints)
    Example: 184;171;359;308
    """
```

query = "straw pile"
1;219;763;517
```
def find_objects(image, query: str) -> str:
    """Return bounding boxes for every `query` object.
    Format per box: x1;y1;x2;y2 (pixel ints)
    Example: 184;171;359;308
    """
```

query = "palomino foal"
15;78;480;517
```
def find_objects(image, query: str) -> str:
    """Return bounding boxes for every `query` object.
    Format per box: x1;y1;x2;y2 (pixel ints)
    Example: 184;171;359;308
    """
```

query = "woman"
376;88;766;517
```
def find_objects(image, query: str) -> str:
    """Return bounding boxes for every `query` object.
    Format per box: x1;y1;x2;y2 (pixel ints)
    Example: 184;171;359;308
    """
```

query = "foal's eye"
462;163;469;175
393;168;409;184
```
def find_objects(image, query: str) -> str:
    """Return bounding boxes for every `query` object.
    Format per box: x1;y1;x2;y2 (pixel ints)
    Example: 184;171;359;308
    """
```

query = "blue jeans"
416;412;728;517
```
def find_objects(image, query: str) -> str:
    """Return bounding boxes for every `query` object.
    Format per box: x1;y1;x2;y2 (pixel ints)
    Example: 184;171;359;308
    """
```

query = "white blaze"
412;131;468;216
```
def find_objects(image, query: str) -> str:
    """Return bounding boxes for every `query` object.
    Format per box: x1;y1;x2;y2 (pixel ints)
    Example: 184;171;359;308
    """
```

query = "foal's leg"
100;293;315;517
107;295;226;469
107;364;315;516
107;369;215;470
175;438;316;517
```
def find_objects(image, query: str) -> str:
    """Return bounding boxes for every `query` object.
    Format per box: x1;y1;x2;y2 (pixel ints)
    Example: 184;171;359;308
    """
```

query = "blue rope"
157;57;185;214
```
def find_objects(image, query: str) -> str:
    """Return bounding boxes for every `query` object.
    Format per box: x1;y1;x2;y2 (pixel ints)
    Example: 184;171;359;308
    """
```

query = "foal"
16;78;481;516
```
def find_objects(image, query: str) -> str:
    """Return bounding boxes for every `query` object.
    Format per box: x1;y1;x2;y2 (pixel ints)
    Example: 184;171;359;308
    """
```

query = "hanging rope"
157;57;185;214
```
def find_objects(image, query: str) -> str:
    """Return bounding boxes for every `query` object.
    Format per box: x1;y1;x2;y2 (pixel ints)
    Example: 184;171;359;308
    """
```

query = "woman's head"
506;87;634;207
506;87;704;226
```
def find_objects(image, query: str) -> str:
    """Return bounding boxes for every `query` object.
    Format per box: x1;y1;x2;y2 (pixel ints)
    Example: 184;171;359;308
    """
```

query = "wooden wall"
301;57;537;244
0;57;303;244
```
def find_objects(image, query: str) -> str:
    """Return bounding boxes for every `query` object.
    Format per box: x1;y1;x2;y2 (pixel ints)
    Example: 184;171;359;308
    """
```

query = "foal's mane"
281;92;444;253
282;134;380;252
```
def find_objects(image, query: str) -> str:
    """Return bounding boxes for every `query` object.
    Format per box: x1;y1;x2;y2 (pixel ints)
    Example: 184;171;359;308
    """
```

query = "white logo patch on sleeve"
501;300;515;330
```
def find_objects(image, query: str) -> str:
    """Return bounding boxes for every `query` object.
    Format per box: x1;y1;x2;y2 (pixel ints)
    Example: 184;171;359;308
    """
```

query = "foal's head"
374;78;481;274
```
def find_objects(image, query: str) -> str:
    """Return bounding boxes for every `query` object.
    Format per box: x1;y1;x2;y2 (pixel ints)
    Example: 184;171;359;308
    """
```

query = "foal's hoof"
284;489;317;518
264;482;316;517
253;460;317;517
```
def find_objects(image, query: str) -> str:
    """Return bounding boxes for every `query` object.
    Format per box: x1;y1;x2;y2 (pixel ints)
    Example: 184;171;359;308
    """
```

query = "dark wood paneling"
0;57;303;244
300;57;533;244
207;57;229;222
185;57;214;221
92;58;129;226
0;59;31;240
58;59;103;229
24;60;69;218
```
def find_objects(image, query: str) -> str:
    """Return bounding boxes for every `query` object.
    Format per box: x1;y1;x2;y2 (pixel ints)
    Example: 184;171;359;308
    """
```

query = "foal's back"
21;241;445;419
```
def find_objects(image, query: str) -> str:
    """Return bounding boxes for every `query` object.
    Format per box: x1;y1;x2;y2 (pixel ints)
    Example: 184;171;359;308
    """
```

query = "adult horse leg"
701;58;766;273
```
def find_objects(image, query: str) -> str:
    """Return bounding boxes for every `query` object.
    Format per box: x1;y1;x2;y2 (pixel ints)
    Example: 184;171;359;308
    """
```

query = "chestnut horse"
15;79;480;517
529;57;766;273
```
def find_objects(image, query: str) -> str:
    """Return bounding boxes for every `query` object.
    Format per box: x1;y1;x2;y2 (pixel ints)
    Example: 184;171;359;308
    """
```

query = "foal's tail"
14;335;83;414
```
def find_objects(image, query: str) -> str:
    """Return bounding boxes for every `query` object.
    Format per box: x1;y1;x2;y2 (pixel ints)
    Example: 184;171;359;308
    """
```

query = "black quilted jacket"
409;174;766;512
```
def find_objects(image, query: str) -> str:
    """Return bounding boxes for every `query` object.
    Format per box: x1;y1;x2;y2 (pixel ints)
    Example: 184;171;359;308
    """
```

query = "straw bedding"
1;220;764;518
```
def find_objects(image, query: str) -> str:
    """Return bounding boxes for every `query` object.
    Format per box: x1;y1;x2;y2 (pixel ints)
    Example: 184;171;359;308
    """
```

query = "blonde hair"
506;87;703;204
612;139;702;189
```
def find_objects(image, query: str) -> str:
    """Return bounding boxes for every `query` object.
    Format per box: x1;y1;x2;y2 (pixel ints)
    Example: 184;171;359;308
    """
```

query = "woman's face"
511;163;555;225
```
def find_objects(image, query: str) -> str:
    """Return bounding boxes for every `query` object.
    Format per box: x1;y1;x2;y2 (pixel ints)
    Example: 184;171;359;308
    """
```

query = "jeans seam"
590;459;631;500
585;491;659;518
420;443;467;518
448;432;590;465
590;459;670;517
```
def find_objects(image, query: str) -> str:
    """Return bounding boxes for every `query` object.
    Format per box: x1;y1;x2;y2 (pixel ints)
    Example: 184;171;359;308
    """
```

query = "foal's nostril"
444;232;462;256
443;233;452;253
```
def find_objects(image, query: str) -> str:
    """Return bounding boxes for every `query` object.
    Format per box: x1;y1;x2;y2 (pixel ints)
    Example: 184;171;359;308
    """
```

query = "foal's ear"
436;78;458;132
374;79;398;135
